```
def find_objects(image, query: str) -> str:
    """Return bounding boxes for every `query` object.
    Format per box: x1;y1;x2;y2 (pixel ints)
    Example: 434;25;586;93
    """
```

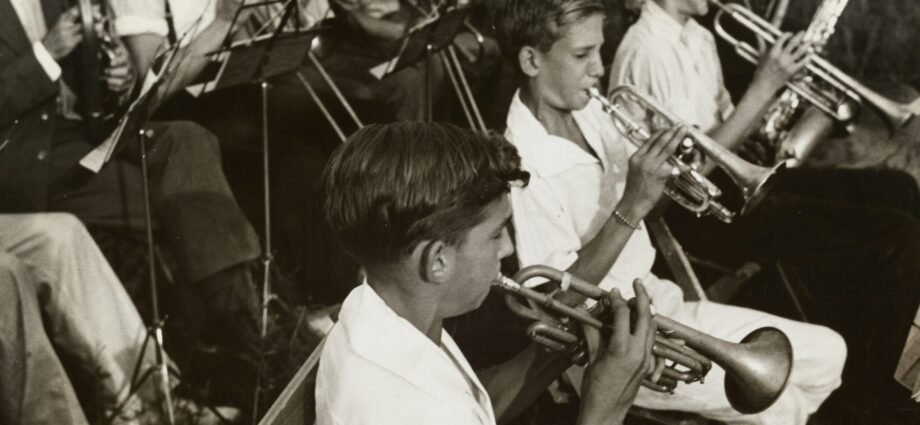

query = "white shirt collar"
640;1;705;45
338;282;494;416
505;90;611;177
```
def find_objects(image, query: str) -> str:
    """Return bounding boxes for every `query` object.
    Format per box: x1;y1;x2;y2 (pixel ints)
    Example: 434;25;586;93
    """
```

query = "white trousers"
0;213;160;405
567;273;846;425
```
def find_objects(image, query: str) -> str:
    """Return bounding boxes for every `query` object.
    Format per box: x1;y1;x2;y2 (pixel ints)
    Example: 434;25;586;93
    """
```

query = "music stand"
197;8;319;420
80;51;182;425
84;33;242;425
193;31;317;94
382;6;471;121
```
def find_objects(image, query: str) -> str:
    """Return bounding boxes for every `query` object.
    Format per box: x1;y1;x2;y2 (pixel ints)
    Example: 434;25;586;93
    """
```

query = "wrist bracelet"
613;209;641;230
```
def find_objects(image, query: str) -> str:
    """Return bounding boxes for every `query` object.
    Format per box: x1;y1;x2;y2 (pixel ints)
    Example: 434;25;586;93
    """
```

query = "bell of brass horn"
495;265;794;414
655;315;793;413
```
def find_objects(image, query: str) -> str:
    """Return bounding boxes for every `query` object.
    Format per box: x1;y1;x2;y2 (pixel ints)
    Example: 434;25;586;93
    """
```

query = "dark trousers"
666;167;920;405
46;119;260;283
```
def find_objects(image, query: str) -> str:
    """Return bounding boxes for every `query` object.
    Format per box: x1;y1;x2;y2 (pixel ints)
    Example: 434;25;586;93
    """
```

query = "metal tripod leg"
253;80;278;425
122;319;177;424
109;128;175;424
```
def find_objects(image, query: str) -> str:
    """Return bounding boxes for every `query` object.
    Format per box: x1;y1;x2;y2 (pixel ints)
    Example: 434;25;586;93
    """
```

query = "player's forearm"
707;79;779;152
150;18;233;109
562;194;648;298
575;405;626;425
123;33;166;78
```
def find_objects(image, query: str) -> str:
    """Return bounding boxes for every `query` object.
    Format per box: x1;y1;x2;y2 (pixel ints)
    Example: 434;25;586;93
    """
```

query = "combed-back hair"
323;122;530;266
492;0;606;72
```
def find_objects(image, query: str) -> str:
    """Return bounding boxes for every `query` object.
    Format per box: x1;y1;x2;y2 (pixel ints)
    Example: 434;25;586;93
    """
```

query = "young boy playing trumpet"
493;0;845;423
316;121;657;425
610;1;920;421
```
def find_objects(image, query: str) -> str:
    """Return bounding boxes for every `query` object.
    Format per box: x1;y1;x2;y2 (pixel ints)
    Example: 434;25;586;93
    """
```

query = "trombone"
494;265;794;414
710;0;919;131
588;86;782;223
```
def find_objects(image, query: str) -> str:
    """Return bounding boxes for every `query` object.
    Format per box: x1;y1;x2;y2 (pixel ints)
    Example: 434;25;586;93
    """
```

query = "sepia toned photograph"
1;0;919;424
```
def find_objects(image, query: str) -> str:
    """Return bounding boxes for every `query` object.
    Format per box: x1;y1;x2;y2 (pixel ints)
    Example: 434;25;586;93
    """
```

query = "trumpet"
493;265;794;414
710;0;919;131
588;86;783;223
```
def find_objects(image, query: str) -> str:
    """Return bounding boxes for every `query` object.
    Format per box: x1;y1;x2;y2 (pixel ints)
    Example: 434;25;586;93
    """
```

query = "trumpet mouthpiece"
493;274;521;291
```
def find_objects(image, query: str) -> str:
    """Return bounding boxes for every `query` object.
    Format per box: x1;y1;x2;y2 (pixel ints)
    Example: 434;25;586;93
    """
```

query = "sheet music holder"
78;38;187;172
189;0;318;94
384;6;471;76
192;30;319;94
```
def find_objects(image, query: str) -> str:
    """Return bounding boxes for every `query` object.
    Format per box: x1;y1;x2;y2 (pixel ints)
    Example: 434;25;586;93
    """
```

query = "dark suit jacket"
0;0;70;212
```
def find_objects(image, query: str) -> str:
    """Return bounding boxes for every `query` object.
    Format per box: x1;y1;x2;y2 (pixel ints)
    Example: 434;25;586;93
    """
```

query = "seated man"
0;213;161;424
316;121;656;425
493;0;845;423
0;213;237;424
1;252;90;425
609;0;920;420
0;2;262;355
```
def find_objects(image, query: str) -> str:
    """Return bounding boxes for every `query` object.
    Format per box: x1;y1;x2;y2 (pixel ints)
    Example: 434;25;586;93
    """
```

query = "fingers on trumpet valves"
531;333;573;353
642;362;693;394
648;355;666;383
642;375;678;393
769;32;793;57
652;337;711;382
529;322;580;346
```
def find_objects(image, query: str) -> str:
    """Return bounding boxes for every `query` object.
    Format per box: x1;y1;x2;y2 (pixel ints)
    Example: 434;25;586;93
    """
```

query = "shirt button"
37;149;48;160
40;113;49;121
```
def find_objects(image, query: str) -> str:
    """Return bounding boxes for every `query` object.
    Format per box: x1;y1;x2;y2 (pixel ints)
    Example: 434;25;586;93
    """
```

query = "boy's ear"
518;46;541;77
419;240;451;285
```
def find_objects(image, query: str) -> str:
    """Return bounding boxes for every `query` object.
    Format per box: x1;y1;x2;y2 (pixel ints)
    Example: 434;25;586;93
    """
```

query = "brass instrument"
76;0;121;140
494;265;794;414
755;0;848;166
588;86;782;223
711;0;919;135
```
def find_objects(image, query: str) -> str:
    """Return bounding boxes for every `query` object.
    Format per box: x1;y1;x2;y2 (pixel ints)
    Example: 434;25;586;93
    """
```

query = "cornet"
493;265;794;414
710;0;919;132
588;86;783;223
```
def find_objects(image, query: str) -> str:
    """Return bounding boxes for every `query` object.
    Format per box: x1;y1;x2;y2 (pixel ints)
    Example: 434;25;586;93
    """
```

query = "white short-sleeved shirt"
112;0;331;43
316;283;496;425
111;0;215;42
608;0;734;133
505;91;685;313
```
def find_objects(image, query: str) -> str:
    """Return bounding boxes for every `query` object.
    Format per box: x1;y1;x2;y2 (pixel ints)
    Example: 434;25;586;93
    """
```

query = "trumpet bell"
724;327;794;414
497;266;795;413
738;161;786;216
594;86;779;222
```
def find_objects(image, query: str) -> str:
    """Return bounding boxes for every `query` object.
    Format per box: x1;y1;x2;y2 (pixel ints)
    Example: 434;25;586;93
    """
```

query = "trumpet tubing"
495;265;794;413
76;0;121;141
588;86;782;222
710;0;919;131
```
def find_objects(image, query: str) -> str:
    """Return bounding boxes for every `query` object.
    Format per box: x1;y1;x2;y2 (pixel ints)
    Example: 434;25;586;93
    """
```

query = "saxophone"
753;0;850;166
